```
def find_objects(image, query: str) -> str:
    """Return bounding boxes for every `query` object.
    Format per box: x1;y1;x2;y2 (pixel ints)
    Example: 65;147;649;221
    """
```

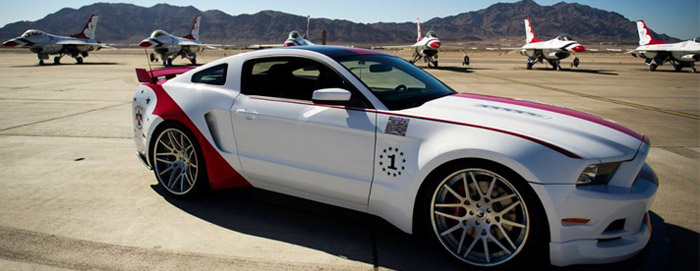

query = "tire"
190;57;197;65
649;63;658;71
151;123;207;198
54;56;61;64
39;60;44;66
167;58;173;66
573;58;579;68
76;57;83;64
674;64;683;72
463;56;470;66
526;63;533;70
417;160;548;268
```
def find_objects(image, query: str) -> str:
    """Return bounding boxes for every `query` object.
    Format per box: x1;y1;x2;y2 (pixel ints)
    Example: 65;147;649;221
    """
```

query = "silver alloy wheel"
153;128;199;195
430;168;529;266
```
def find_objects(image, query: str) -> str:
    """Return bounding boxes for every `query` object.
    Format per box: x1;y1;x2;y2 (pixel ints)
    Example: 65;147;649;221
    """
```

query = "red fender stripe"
454;93;644;141
150;84;251;190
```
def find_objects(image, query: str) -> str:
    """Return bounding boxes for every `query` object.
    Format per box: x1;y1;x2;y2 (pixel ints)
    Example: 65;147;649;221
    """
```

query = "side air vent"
204;112;224;150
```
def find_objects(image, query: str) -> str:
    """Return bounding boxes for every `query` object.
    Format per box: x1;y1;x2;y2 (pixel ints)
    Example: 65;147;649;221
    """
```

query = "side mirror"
312;88;352;105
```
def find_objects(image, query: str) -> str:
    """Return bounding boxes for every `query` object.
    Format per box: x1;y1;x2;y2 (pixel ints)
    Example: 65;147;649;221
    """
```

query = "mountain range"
0;0;680;46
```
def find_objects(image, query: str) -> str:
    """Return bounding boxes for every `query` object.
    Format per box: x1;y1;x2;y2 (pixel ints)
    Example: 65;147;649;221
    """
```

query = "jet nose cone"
138;39;155;48
428;40;441;49
2;39;20;47
571;45;585;52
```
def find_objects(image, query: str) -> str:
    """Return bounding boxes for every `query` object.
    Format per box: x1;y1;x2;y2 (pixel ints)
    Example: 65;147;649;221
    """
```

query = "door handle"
236;109;259;120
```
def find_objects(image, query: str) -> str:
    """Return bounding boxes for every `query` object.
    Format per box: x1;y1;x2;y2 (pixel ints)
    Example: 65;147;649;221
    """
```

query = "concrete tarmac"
0;49;697;270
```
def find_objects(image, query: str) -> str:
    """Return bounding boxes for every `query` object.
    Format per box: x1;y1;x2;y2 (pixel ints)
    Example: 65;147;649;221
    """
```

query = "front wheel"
420;162;547;268
151;124;207;197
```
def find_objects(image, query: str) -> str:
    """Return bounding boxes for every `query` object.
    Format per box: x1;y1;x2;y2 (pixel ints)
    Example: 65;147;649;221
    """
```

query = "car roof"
279;46;385;58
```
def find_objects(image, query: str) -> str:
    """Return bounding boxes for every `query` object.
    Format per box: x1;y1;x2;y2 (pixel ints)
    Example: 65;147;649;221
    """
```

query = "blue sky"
1;0;698;39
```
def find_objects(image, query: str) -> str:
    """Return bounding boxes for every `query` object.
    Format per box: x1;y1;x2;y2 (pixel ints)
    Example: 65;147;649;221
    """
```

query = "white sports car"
132;46;658;268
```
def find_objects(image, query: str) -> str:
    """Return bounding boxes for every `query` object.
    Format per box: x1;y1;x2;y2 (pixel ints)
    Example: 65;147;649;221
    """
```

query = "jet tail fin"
416;17;422;42
636;20;664;46
71;14;98;39
524;18;542;44
183;15;201;40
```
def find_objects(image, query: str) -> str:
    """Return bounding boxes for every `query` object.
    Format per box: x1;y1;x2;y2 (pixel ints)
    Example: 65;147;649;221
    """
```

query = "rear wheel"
190;56;197;65
673;63;683;72
526;62;533;70
463;56;470;66
649;63;658;71
152;124;207;197
54;56;61;64
419;161;547;268
76;57;83;64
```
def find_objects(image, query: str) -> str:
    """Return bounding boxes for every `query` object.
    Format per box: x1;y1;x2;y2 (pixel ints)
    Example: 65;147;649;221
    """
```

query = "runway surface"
0;49;697;270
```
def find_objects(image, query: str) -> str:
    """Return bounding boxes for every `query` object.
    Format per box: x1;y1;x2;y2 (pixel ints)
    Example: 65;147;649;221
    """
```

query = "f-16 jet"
519;18;586;70
138;15;217;66
247;16;314;49
632;20;699;72
1;14;110;65
373;18;458;68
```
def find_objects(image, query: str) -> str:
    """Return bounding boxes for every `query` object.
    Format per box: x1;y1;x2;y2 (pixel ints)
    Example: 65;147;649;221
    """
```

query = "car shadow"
152;185;679;270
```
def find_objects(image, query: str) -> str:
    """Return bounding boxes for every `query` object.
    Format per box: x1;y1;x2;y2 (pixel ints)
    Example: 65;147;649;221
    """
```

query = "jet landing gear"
37;53;49;66
526;56;538;70
571;57;580;68
548;59;562;71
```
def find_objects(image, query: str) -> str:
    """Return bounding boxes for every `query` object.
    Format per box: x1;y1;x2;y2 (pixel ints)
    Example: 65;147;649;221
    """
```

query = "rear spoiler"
135;67;196;84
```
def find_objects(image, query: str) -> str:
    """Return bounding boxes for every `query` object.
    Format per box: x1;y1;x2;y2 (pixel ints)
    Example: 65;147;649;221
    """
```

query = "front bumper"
531;163;658;266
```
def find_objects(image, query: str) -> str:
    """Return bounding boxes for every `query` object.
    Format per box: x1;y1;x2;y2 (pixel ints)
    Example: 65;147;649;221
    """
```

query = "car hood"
400;93;645;160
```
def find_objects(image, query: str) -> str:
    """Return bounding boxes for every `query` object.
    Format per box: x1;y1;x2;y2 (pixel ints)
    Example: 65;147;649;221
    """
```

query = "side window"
241;57;367;107
192;64;227;86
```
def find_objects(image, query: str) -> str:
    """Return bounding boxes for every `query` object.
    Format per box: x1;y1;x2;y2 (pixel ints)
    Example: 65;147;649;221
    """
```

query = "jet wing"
371;45;415;50
247;44;284;49
55;40;116;49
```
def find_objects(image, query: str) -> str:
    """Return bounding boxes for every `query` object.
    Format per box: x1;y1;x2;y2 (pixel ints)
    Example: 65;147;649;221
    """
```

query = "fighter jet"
248;16;314;49
373;18;453;68
632;20;700;72
138;15;216;66
1;14;110;65
520;18;586;70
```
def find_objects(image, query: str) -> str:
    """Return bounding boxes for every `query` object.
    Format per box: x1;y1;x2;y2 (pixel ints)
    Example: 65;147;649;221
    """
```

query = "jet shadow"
527;67;619;76
151;185;672;270
9;62;120;68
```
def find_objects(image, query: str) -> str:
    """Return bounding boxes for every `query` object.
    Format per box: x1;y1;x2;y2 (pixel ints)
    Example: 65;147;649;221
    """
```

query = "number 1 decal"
379;146;405;178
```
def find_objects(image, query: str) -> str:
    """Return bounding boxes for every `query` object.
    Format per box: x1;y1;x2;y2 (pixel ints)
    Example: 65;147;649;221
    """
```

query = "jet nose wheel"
463;56;470;66
571;58;579;68
649;63;658;72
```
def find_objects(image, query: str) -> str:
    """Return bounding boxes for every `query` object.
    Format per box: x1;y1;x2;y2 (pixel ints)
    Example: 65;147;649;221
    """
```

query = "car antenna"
144;49;156;84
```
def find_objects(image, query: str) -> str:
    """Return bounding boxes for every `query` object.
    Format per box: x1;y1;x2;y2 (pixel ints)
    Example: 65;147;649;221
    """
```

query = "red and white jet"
138;15;216;66
520;18;586;70
248;16;314;49
1;14;110;65
632;20;700;72
374;18;451;68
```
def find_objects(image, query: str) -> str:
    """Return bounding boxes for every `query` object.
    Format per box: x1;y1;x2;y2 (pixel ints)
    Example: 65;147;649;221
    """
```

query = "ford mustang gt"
132;46;658;268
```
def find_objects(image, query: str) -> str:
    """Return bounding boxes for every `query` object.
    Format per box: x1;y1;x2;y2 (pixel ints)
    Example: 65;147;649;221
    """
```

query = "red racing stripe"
249;96;581;159
454;93;644;141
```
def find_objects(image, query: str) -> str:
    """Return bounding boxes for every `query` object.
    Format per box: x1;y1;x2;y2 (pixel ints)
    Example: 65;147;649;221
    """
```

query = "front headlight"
576;162;620;185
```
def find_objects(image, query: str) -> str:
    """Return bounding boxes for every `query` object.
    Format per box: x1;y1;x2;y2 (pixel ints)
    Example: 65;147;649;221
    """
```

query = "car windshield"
335;54;455;110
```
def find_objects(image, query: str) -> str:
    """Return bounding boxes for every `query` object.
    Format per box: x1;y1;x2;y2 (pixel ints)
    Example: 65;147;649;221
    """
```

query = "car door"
231;56;377;207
